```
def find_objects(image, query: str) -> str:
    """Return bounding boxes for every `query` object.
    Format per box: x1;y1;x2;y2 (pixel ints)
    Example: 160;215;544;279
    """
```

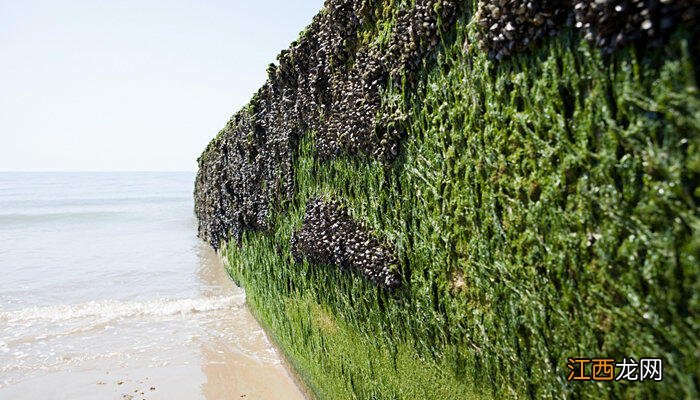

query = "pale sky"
0;0;322;171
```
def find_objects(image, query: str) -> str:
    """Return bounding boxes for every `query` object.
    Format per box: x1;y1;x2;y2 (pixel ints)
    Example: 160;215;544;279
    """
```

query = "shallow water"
0;172;305;400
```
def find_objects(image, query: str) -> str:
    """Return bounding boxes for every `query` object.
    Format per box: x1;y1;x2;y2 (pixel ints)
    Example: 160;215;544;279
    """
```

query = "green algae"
218;9;699;400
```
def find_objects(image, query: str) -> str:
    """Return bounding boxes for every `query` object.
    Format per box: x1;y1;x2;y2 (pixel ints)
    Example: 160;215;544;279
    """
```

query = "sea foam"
0;294;244;325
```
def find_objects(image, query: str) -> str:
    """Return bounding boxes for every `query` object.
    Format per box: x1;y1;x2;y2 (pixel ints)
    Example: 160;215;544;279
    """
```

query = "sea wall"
195;1;699;398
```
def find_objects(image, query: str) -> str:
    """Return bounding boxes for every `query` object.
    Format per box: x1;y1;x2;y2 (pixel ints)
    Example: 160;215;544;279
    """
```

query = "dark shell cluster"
290;198;401;290
261;0;460;162
574;0;699;53
309;0;459;161
475;1;573;60
476;0;698;59
194;102;296;248
195;0;458;288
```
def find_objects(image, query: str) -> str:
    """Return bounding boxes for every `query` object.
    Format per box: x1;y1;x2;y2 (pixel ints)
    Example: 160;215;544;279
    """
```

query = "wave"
0;211;124;224
0;295;244;325
0;195;189;209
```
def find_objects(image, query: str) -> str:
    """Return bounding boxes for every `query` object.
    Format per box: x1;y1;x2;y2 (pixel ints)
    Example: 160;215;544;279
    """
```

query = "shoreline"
218;250;316;400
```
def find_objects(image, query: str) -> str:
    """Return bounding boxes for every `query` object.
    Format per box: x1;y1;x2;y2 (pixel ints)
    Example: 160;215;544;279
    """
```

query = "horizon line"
0;170;197;173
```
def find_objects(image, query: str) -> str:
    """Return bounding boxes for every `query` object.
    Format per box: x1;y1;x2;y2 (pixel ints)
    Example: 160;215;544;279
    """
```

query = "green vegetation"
221;9;699;400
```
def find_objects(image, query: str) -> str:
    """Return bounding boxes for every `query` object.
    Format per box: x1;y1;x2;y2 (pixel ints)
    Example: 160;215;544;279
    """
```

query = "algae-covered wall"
195;1;699;398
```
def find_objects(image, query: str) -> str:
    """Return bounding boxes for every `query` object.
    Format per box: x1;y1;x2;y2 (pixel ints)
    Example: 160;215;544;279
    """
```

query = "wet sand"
197;248;308;400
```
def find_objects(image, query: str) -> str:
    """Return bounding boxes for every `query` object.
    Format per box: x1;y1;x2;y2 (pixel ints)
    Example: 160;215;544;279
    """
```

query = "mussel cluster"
476;0;698;59
310;0;459;161
194;100;295;248
195;0;458;279
475;0;572;60
574;0;698;54
290;198;401;290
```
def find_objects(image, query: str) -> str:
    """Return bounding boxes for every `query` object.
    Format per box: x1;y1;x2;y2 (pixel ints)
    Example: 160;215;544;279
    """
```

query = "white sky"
0;0;322;171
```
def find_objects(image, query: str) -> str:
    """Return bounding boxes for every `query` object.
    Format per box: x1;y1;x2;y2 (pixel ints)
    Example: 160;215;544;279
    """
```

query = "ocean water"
0;172;305;400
